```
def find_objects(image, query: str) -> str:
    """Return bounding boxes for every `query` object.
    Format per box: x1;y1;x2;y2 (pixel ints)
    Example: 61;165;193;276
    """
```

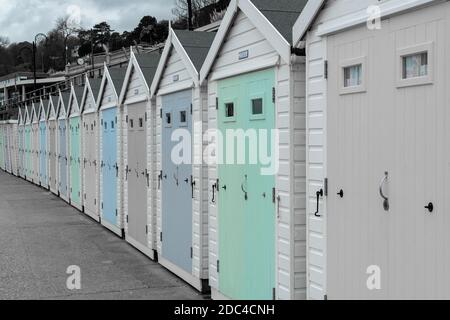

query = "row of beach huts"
1;0;450;300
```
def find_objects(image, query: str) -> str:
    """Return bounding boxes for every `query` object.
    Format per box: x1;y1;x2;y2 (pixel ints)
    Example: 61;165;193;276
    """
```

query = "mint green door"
218;68;276;300
69;117;81;206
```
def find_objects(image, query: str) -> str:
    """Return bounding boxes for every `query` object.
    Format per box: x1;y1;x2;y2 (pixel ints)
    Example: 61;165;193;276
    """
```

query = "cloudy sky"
0;0;172;42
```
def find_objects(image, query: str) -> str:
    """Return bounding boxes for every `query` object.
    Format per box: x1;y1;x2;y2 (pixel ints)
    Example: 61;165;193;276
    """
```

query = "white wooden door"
326;6;450;299
327;30;390;299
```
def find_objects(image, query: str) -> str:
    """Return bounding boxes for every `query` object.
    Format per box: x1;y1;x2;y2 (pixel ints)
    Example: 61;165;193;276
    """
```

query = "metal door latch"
212;180;219;204
190;176;195;199
379;172;389;211
315;189;324;217
241;175;248;201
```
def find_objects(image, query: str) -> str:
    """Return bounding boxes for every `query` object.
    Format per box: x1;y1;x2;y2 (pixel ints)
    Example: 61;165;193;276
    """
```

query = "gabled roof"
174;29;216;71
200;0;307;83
109;67;127;96
25;104;32;124
68;83;85;116
81;76;102;113
88;77;102;102
292;0;325;46
39;98;50;120
292;0;438;46
48;95;59;119
31;102;39;123
18;107;24;125
119;50;161;104
151;28;215;96
252;0;307;43
57;90;71;118
97;64;127;106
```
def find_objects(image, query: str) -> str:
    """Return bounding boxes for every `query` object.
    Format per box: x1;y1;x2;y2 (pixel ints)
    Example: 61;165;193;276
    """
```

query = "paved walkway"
0;170;207;300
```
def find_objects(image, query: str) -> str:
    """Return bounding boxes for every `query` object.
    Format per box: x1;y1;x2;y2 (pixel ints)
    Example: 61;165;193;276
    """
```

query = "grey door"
126;102;148;246
161;90;193;273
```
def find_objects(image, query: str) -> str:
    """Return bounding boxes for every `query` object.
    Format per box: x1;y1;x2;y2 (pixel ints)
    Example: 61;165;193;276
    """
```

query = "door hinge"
94;198;96;205
217;260;220;273
215;97;219;110
190;103;193;115
160;109;162;118
273;288;276;300
324;294;328;300
272;188;276;203
160;232;163;242
324;60;328;79
126;215;128;223
272;87;276;103
115;116;117;124
190;247;193;259
145;112;148;122
126;115;128;123
115;209;118;216
101;202;103;209
324;178;328;196
146;225;148;234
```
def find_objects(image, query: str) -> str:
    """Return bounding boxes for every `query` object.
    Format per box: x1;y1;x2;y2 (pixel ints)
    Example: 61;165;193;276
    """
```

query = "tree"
77;22;114;57
172;0;225;29
127;16;168;45
0;36;9;47
54;16;80;65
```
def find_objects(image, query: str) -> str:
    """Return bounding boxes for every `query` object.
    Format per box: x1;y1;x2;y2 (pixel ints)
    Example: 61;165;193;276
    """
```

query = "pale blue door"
161;90;193;273
101;108;118;226
40;122;47;185
59;119;67;197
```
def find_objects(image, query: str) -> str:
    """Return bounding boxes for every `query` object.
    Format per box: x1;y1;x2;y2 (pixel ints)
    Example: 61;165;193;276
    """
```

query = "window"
180;111;187;123
340;56;367;95
402;52;428;79
225;103;234;118
344;64;362;87
397;42;433;88
251;98;263;115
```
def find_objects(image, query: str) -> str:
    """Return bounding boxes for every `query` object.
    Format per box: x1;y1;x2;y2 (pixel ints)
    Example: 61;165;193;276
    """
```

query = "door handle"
337;189;344;198
241;175;248;201
315;189;324;217
379;172;389;211
191;176;196;198
212;181;219;204
425;202;434;213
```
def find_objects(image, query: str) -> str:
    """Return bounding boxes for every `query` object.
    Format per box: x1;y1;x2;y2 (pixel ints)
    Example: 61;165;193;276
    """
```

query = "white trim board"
293;0;441;46
150;28;199;98
118;50;151;105
293;0;325;47
199;0;291;84
97;63;120;107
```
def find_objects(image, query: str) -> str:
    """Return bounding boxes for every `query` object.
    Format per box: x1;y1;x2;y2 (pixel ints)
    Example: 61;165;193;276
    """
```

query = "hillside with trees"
0;0;230;77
